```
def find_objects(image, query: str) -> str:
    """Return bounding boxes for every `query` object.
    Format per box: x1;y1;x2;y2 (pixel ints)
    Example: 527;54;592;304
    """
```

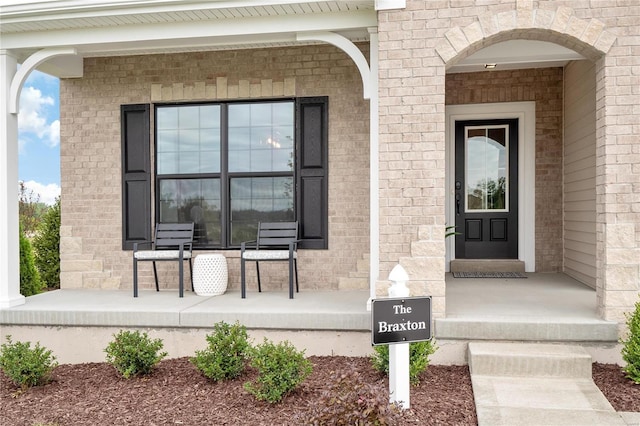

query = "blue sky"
18;70;61;205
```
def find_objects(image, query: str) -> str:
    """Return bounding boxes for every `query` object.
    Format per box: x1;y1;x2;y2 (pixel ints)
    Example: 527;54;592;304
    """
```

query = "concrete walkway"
469;342;640;426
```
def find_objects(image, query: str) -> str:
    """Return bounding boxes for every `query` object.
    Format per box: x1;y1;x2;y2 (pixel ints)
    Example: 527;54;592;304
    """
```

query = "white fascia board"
375;0;405;10
1;0;372;21
1;11;376;51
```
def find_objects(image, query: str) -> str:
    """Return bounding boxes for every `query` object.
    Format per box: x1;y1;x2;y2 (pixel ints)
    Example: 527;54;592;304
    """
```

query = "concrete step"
435;317;619;342
468;342;592;378
468;342;626;426
472;375;625;426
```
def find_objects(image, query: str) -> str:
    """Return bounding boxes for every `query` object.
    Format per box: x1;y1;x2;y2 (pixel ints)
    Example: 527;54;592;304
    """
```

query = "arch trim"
296;31;371;99
9;47;77;114
435;6;616;67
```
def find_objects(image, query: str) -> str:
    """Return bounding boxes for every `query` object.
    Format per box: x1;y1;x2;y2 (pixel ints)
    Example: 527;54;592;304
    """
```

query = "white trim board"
445;102;536;272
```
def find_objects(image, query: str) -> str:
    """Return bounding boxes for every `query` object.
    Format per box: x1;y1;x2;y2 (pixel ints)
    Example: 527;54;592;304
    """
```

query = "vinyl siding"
563;60;596;288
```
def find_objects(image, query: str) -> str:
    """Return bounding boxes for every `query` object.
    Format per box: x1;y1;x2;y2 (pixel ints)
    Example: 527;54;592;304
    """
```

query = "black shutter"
121;104;151;250
296;97;328;249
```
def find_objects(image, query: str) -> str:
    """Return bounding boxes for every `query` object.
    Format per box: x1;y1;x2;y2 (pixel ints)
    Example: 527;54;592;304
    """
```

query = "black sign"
371;297;432;345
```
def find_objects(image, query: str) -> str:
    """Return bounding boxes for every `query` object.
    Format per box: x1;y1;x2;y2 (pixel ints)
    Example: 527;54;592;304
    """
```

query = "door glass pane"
158;178;221;246
465;126;508;212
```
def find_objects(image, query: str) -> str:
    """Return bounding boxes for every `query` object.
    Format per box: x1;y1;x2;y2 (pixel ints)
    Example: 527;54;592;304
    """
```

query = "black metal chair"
240;221;299;299
133;222;194;297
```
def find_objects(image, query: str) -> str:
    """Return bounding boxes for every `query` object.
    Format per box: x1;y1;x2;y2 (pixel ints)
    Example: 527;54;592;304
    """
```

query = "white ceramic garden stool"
193;254;228;296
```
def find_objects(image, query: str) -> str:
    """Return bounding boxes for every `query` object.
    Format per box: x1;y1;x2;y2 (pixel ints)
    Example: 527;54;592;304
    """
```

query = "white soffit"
0;0;376;73
448;40;587;73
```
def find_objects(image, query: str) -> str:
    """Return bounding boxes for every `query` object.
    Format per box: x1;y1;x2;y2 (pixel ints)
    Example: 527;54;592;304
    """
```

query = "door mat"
452;272;527;278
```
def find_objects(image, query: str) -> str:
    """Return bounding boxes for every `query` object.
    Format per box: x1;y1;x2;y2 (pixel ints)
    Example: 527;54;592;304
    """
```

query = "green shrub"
33;198;61;290
0;336;58;389
20;225;43;297
244;338;312;403
621;299;640;384
104;330;167;379
302;370;402;425
371;340;437;386
191;321;251;381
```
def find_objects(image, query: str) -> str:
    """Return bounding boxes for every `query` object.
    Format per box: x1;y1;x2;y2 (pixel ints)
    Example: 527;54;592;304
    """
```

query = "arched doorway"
435;7;618;336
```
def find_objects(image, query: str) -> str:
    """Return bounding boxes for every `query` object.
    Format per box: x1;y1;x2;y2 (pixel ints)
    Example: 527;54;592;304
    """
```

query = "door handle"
455;193;461;215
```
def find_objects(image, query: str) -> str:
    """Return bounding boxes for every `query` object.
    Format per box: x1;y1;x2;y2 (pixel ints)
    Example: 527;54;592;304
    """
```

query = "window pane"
179;129;200;152
157;152;178;175
159;178;221;246
230;177;294;245
157;130;178;153
178;106;200;129
157;108;178;130
228;102;294;173
157;105;221;174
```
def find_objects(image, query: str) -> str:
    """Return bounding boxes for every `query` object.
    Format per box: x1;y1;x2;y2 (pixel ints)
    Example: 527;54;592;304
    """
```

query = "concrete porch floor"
0;273;622;364
436;273;621;365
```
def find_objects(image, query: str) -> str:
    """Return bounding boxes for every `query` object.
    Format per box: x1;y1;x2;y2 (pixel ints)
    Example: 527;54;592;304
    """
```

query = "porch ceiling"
0;0;377;77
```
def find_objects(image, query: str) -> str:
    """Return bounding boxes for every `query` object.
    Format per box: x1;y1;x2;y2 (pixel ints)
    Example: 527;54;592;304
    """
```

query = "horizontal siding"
563;60;596;287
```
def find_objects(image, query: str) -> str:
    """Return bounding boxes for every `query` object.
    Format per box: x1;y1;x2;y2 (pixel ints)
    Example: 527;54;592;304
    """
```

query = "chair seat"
134;250;192;260
242;250;297;261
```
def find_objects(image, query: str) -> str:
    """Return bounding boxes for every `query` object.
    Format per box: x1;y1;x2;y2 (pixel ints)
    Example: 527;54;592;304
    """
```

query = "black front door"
455;119;518;259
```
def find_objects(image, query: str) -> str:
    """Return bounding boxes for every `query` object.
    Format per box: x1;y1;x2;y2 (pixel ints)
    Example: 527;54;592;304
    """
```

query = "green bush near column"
20;225;43;297
371;340;438;386
33;198;60;290
621;300;640;384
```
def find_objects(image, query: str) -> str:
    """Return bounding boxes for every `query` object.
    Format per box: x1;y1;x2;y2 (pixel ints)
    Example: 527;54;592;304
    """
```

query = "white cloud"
18;137;28;154
18;86;59;148
21;180;60;206
48;120;60;147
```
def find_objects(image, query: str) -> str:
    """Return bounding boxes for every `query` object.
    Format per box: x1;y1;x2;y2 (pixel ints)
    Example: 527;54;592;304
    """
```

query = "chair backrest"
256;222;298;249
154;222;194;250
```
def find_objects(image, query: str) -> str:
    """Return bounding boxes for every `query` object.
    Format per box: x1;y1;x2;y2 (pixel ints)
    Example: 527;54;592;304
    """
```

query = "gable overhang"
1;0;379;78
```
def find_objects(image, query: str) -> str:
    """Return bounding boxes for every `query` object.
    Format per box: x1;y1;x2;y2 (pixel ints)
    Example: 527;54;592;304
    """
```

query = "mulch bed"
592;362;640;413
1;357;638;425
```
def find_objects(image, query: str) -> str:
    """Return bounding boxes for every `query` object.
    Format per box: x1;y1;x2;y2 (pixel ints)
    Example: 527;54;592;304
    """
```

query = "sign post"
372;265;432;410
389;342;410;408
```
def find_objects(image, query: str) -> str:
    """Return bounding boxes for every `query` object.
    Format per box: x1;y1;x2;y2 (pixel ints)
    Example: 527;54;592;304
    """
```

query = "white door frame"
445;102;536;272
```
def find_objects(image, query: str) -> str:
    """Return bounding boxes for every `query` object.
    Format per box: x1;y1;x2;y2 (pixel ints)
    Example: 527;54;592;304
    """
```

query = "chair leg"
294;259;299;293
133;258;138;297
189;259;194;292
241;257;246;298
153;262;159;291
179;258;184;298
256;261;262;292
289;258;294;299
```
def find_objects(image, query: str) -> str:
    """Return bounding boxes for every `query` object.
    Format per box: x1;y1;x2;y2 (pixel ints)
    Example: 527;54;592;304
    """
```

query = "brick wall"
378;0;639;321
446;67;564;272
58;0;639;324
59;45;370;293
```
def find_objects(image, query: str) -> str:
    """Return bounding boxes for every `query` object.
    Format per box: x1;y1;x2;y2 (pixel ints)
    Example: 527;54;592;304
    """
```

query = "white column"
0;50;25;308
295;30;380;307
368;27;380;305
